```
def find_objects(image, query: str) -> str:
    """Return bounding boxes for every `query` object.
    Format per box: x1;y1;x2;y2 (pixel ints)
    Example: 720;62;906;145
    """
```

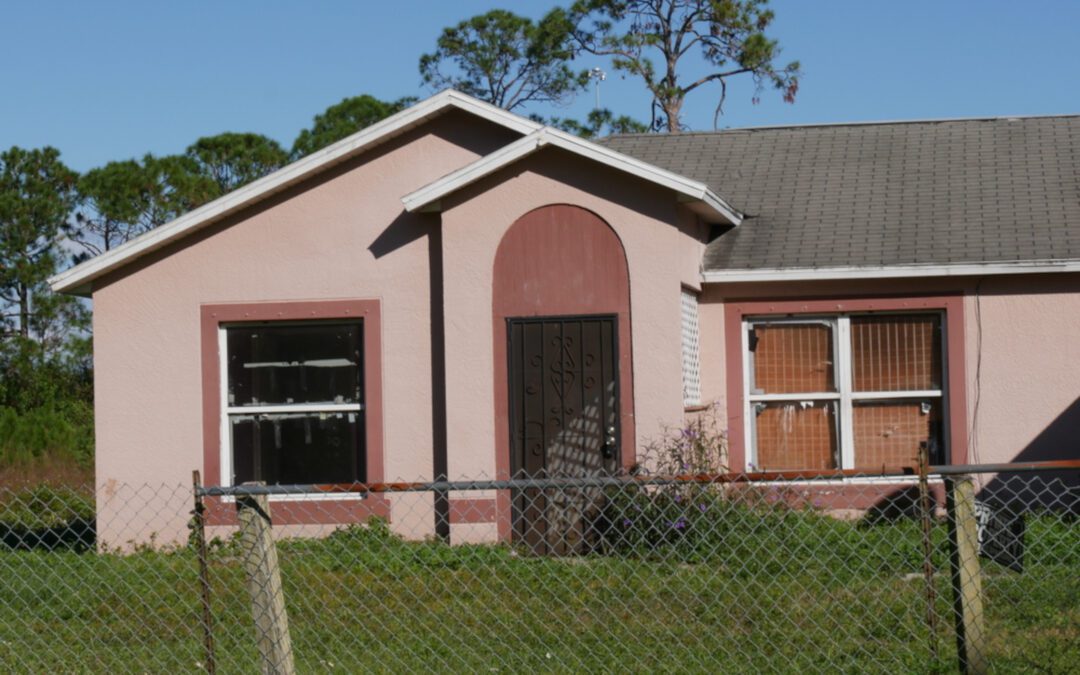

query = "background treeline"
0;1;796;485
0;94;416;483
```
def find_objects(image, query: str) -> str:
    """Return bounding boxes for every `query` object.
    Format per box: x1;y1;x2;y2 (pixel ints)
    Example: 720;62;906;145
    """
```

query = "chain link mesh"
0;469;1076;672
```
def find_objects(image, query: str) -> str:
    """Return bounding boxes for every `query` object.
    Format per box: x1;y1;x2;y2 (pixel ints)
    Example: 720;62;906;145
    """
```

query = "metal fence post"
946;475;987;675
191;471;217;674
236;483;295;675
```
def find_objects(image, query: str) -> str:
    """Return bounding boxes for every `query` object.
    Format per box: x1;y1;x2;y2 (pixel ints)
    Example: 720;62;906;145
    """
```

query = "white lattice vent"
680;289;701;407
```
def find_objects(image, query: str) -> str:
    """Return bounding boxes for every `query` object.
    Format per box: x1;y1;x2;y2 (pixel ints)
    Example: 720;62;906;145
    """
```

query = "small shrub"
0;404;94;470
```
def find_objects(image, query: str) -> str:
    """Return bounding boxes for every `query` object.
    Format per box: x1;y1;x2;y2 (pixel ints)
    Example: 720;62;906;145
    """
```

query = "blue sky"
2;1;1078;172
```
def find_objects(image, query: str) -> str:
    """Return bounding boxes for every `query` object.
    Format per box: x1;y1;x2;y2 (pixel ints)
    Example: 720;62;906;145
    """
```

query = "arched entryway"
492;204;635;551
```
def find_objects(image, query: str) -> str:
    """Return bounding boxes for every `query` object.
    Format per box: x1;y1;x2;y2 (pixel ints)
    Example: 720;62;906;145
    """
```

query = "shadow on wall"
978;395;1080;515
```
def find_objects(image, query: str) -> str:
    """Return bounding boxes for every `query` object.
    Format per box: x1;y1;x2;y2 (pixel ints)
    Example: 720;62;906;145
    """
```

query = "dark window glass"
231;412;364;485
227;323;362;406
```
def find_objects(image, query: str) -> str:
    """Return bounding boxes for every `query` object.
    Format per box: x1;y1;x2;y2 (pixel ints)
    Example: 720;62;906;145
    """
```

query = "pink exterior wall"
90;112;520;545
697;274;1080;472
437;148;708;541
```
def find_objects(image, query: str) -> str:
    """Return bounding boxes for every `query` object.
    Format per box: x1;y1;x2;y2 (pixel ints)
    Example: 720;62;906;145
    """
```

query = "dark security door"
507;316;619;554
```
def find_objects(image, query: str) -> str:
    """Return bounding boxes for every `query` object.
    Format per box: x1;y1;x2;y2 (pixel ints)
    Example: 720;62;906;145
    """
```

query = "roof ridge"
601;112;1080;139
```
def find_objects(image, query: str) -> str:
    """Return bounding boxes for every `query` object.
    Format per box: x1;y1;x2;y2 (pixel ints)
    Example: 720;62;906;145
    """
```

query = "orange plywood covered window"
755;402;838;471
751;323;835;394
852;401;940;470
747;313;946;472
851;315;941;392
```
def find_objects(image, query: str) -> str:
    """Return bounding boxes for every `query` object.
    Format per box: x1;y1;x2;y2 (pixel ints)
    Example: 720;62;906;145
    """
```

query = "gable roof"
402;127;742;225
600;115;1080;281
50;90;542;295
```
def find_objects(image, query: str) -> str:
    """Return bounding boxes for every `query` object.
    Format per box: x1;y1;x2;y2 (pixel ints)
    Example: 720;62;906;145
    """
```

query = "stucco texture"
90;112;519;544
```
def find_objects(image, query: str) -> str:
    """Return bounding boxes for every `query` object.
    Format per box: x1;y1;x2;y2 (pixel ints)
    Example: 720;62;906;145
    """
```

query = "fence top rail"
195;459;1080;497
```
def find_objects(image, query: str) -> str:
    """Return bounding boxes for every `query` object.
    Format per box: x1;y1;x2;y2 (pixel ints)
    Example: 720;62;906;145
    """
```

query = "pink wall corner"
959;274;1080;467
696;285;727;418
89;112;520;546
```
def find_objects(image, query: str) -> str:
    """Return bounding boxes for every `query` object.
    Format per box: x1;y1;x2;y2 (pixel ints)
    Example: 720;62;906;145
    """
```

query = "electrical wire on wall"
968;277;984;466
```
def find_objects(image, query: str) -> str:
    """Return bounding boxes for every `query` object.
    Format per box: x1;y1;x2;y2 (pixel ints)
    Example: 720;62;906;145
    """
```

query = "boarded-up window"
852;315;941;392
746;313;946;472
751;323;835;394
755;401;838;471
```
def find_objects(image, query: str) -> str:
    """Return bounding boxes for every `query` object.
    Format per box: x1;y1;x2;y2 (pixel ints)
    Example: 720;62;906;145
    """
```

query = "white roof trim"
402;127;743;225
50;90;542;295
702;259;1080;283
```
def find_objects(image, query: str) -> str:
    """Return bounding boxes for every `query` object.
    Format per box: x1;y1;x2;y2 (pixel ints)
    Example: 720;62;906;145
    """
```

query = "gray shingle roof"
598;116;1080;272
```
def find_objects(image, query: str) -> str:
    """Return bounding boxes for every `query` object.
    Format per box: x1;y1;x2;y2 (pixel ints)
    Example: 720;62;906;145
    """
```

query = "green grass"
0;509;1076;673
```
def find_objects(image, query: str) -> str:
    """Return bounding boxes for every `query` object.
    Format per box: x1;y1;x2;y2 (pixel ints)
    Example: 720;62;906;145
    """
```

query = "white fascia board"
49;90;541;295
402;132;544;213
402;127;743;225
702;259;1080;283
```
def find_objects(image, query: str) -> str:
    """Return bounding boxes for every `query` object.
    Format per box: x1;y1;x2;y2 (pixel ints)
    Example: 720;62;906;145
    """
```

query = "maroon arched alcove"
491;204;635;539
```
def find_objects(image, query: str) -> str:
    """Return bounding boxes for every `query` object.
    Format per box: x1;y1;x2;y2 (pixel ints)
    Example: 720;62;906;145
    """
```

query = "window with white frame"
744;313;945;471
680;288;702;407
220;321;365;486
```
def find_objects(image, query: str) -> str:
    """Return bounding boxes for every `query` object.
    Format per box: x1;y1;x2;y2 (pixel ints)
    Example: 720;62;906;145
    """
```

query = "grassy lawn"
0;505;1076;673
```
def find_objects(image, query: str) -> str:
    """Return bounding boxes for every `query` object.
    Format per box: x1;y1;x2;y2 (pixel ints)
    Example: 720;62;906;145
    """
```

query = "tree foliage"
419;9;588;111
0;147;79;340
543;108;648;138
567;0;800;131
292;94;417;160
74;155;215;256
0;147;89;412
185;132;288;197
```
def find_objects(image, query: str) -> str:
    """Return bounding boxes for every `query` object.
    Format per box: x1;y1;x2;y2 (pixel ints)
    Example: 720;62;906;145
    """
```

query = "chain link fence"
1;464;1077;673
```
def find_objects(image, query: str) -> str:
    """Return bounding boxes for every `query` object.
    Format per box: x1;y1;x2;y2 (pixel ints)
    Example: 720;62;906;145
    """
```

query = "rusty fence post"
191;470;217;675
236;483;295;675
946;475;988;675
916;442;940;666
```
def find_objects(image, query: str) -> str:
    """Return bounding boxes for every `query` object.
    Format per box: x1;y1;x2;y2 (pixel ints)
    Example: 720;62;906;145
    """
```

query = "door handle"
602;425;617;458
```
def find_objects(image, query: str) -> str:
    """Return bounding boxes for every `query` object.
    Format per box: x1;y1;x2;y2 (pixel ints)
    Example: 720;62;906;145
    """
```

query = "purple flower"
698;503;708;513
674;494;683;503
674;518;688;530
622;518;633;527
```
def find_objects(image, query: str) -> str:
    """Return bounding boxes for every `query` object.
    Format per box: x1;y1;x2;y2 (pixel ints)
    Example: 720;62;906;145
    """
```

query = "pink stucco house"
51;91;1080;544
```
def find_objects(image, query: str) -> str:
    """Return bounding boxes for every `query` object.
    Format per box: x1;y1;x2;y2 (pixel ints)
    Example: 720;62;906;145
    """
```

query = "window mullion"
837;317;856;470
742;319;756;470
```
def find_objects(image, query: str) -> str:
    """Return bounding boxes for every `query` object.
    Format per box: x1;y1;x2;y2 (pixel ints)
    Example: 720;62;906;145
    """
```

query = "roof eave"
403;127;743;225
49;90;542;296
702;259;1080;283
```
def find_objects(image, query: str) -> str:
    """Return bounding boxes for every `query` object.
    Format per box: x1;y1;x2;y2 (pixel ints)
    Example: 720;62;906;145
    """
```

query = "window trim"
200;300;385;515
743;312;946;471
724;294;967;474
